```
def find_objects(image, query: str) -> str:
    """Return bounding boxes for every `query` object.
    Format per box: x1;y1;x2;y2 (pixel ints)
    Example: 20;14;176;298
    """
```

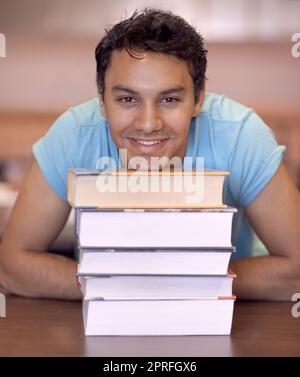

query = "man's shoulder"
40;97;110;163
193;92;275;173
197;92;262;152
200;92;254;124
68;97;106;127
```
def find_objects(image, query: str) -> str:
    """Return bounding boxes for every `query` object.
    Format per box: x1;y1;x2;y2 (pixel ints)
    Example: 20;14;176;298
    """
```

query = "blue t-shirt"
32;92;286;261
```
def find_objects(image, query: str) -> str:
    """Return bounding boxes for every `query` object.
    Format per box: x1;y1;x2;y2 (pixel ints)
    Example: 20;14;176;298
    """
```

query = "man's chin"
126;153;182;171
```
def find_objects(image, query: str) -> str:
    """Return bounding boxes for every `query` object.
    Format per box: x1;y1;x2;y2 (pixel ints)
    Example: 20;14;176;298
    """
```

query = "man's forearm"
0;250;81;300
230;254;300;301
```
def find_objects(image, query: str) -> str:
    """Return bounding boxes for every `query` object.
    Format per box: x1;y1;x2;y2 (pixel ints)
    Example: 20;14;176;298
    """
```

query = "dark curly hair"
95;8;208;103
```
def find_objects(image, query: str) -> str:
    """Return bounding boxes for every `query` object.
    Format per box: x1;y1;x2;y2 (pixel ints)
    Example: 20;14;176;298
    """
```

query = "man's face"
100;49;204;169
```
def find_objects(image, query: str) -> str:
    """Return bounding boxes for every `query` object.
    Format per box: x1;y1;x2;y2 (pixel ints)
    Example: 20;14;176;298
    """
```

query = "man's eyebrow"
112;85;186;95
112;85;138;95
159;86;185;95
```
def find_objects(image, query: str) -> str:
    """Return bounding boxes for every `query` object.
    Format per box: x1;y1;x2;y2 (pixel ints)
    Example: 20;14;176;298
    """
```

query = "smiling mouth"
127;138;169;146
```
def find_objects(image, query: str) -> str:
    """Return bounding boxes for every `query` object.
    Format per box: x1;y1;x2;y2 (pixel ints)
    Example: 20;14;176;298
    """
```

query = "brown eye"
162;97;180;103
119;97;136;103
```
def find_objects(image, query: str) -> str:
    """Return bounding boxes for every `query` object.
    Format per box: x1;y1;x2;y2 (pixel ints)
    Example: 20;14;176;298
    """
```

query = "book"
68;168;229;208
77;248;235;276
76;208;237;248
82;297;236;335
78;273;236;299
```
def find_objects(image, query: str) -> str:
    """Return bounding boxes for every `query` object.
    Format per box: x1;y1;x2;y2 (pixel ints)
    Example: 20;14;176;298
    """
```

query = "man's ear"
192;87;206;117
99;95;107;119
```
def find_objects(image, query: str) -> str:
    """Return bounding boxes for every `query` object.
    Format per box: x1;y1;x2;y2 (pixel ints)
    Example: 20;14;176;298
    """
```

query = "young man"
0;9;299;301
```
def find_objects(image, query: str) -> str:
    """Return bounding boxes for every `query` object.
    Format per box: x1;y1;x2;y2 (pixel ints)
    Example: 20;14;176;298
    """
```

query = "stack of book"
68;168;237;336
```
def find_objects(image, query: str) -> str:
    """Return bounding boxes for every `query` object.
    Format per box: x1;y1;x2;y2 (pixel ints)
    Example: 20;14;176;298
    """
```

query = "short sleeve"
228;112;286;207
32;110;78;203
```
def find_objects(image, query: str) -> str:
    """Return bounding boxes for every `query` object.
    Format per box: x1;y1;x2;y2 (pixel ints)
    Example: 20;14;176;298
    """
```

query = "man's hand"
0;160;82;300
231;162;300;301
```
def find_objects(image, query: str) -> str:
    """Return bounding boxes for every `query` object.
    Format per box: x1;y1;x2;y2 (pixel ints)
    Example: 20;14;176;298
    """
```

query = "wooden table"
0;293;299;357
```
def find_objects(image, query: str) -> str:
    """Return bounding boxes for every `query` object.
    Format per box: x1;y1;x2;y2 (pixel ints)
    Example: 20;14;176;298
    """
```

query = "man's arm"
0;160;81;300
230;162;300;301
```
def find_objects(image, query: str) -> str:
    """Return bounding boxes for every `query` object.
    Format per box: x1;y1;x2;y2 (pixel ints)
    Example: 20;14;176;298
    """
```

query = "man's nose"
134;102;163;134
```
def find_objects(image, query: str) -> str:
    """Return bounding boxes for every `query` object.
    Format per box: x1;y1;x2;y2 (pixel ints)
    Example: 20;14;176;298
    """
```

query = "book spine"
75;208;80;236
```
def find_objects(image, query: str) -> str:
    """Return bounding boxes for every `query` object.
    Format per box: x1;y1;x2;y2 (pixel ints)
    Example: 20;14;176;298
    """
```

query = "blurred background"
0;0;299;251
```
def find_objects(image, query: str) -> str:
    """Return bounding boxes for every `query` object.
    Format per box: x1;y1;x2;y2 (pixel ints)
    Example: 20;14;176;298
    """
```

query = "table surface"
0;292;299;357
